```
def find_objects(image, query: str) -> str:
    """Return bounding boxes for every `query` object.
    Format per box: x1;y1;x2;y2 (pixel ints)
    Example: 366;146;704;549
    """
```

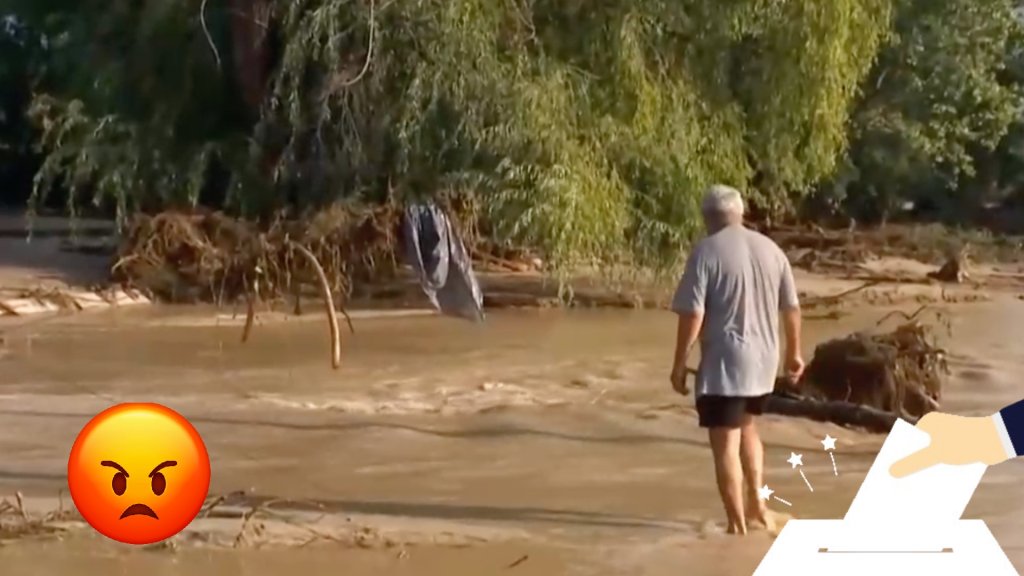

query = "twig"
200;0;222;69
338;0;376;88
875;304;933;328
15;491;28;521
340;302;355;335
200;495;227;518
0;298;19;316
233;505;260;548
804;280;881;307
233;499;284;548
242;290;256;343
472;248;526;272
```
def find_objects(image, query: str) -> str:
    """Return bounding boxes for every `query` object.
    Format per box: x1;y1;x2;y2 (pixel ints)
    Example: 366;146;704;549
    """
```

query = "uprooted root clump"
795;306;950;419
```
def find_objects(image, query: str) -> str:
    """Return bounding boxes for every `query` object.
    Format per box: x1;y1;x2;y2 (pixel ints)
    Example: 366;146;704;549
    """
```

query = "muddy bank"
2;211;1018;331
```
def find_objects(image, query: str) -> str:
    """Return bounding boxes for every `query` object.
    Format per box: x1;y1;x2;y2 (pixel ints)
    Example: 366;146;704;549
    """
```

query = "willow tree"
10;0;893;269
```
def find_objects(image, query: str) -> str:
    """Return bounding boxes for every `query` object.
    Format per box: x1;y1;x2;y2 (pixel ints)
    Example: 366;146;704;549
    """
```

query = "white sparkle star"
821;434;837;451
787;452;804;468
758;484;775;502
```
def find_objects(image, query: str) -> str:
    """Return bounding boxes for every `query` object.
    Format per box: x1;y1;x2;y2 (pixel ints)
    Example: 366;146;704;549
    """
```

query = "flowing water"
1;299;1023;575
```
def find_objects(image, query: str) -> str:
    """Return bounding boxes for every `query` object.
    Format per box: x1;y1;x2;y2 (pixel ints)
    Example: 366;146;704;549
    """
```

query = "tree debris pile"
111;205;403;305
769;225;873;274
927;245;971;283
0;493;77;540
794;307;949;420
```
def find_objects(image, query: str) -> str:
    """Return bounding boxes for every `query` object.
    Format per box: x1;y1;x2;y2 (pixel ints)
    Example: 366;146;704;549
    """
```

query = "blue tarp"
402;203;485;322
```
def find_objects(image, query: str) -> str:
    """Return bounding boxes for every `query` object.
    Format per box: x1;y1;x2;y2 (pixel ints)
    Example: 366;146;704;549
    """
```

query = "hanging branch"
200;0;222;69
341;0;376;87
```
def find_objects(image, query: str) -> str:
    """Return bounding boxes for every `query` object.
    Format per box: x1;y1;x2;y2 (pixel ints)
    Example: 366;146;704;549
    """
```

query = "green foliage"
0;16;43;205
9;0;893;270
820;0;1024;222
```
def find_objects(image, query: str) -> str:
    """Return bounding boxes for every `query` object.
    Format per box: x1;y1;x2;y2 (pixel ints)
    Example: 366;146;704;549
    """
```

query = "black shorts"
696;394;769;428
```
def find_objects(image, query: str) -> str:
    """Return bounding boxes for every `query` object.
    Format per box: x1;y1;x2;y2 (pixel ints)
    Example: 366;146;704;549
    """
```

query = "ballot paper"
844;417;988;524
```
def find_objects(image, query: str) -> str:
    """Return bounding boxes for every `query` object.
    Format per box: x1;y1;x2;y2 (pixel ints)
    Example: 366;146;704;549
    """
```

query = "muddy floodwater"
2;300;1024;575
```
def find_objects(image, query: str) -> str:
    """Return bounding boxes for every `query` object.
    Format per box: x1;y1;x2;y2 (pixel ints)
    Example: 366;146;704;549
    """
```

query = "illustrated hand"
889;411;1011;478
670;365;690;396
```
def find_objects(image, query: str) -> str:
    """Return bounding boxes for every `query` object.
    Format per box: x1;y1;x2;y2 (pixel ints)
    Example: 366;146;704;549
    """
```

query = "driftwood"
801;280;881;309
764;391;910;434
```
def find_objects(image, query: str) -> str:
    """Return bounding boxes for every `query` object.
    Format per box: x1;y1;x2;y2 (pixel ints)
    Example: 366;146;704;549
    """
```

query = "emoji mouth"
120;503;158;520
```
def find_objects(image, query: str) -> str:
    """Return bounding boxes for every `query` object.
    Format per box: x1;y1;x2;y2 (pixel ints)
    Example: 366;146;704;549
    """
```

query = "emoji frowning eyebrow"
101;461;129;476
149;461;177;477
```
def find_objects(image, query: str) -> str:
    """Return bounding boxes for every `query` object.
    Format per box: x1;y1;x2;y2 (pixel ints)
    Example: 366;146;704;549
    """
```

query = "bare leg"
740;415;773;531
709;426;746;535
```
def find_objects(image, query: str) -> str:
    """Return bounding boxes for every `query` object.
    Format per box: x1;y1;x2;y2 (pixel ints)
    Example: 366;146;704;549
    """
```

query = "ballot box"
755;519;1017;575
754;419;1019;575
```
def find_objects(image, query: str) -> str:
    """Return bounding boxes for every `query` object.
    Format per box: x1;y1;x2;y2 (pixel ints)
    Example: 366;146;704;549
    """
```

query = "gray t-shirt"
671;224;799;398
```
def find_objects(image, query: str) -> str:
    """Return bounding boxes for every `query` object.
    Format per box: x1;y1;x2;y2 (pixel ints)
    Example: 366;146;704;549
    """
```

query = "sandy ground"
2;215;1024;575
0;212;113;291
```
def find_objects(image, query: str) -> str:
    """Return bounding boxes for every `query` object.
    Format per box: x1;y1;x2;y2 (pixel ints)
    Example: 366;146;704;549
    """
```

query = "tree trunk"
226;0;273;114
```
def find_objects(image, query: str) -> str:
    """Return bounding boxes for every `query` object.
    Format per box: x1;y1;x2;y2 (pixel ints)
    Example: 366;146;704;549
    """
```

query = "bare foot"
726;520;748;535
745;513;774;533
745;502;771;530
747;509;791;537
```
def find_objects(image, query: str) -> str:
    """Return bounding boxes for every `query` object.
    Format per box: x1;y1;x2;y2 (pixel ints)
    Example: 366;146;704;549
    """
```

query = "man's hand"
784;352;805;383
889;412;1011;478
671;312;702;397
670;364;690;396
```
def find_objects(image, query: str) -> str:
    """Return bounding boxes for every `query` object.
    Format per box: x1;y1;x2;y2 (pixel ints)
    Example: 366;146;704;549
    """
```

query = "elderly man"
669;185;804;535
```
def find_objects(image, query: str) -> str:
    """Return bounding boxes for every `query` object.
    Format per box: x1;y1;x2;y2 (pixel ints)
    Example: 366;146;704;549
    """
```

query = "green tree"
0;16;43;206
818;0;1024;224
8;0;893;270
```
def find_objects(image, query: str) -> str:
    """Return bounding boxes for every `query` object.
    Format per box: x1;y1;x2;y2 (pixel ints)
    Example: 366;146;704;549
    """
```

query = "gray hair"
701;185;745;218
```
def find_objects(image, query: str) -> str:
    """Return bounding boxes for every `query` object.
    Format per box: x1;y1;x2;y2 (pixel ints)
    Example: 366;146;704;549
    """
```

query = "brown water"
1;300;1023;575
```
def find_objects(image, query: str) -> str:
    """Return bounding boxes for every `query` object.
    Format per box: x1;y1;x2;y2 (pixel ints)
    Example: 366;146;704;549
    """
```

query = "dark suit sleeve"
998;399;1024;457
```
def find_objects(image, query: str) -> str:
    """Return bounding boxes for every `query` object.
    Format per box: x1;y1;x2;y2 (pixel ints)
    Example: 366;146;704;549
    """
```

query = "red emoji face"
67;403;211;545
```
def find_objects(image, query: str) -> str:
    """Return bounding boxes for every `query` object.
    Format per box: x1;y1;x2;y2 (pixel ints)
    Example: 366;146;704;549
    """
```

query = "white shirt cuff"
992;412;1017;460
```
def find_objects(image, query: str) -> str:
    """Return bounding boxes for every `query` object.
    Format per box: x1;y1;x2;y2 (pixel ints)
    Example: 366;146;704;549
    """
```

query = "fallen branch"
803;280;882;308
764;392;911;434
289;242;341;369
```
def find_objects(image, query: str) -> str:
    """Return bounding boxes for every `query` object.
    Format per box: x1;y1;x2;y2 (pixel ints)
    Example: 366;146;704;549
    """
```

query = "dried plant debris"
0;492;80;541
799;306;949;419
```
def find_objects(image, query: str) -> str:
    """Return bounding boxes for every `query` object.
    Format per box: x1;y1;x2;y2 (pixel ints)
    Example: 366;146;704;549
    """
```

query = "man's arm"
673;311;704;377
669;250;707;393
782;308;801;357
779;257;804;380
